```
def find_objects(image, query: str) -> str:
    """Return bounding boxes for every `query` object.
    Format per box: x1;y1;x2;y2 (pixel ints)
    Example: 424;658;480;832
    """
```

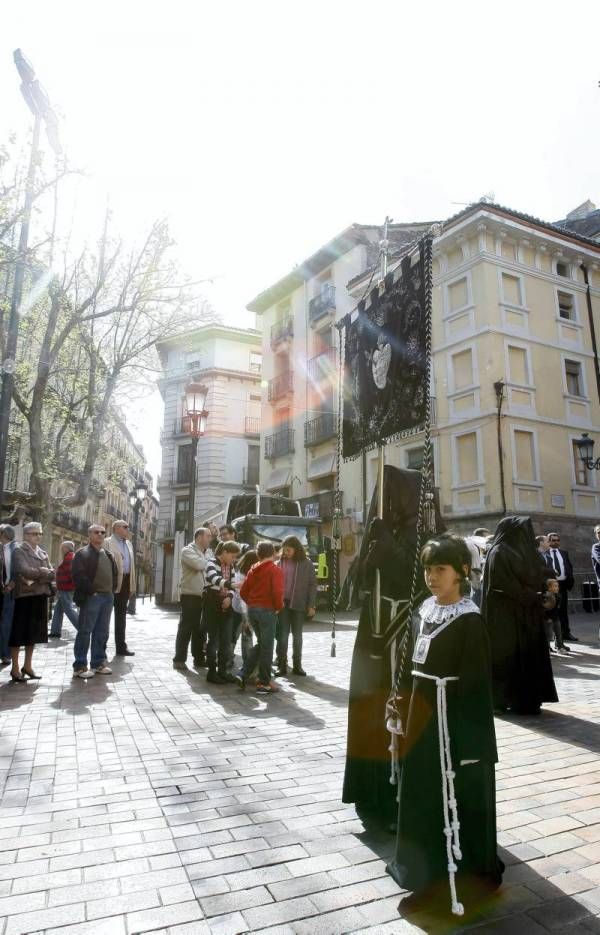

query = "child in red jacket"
237;541;284;693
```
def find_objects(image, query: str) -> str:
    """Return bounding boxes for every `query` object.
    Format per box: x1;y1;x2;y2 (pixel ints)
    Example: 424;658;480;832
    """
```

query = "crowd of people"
0;519;136;681
172;523;318;694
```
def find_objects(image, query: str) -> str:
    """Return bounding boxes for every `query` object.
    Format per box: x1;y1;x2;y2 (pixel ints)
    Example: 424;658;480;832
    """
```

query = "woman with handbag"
9;522;55;682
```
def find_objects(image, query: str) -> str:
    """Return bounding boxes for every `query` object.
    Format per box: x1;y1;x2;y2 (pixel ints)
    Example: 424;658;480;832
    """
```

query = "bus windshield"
250;524;320;558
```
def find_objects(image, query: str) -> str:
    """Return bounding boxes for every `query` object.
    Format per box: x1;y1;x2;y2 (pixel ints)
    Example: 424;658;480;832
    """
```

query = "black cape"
388;600;504;901
342;466;444;821
481;516;558;714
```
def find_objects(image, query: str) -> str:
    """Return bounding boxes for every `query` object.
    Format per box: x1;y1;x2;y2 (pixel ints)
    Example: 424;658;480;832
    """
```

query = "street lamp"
574;432;600;470
128;479;149;612
0;50;62;503
184;382;209;541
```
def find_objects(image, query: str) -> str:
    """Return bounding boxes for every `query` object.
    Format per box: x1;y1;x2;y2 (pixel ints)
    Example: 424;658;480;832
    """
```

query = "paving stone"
125;900;203;933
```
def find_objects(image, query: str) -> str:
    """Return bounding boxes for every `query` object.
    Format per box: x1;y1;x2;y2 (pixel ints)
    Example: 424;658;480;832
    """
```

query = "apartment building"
248;201;600;575
154;323;262;602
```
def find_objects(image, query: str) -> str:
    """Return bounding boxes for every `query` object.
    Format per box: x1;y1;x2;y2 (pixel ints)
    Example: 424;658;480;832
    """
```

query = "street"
1;606;600;934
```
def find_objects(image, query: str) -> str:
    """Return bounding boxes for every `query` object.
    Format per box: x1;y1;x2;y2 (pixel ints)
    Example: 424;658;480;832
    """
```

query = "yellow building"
248;202;600;575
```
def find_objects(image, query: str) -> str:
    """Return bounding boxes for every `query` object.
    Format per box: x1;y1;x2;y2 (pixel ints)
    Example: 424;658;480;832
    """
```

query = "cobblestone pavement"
2;604;600;934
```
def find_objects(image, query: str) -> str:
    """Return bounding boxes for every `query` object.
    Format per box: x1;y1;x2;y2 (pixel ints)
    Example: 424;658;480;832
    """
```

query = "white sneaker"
94;665;112;674
74;668;95;679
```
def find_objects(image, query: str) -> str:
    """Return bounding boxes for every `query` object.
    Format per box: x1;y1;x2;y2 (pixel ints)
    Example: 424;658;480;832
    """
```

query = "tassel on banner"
330;638;336;658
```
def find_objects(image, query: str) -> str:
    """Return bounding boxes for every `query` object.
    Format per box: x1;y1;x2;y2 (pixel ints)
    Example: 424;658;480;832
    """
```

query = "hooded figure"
481;515;558;715
342;465;444;823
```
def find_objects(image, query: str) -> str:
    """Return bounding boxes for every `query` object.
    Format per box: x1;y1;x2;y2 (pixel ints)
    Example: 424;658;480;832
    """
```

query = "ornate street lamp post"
184;382;209;541
574;432;600;471
128;479;148;611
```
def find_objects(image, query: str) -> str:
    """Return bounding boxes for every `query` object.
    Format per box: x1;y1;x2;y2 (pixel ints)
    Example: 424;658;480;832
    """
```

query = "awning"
266;468;291;491
307;453;336;481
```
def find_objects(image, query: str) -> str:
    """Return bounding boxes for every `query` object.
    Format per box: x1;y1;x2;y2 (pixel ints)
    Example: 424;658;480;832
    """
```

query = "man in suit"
105;520;136;656
545;531;577;643
0;524;18;665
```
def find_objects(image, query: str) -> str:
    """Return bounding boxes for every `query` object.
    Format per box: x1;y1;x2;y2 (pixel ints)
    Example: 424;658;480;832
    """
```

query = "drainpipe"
494;380;507;516
581;263;600;406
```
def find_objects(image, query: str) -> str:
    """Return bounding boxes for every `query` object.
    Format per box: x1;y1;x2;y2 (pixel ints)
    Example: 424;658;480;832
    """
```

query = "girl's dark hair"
237;549;258;574
215;540;241;557
281;535;307;561
420;533;472;595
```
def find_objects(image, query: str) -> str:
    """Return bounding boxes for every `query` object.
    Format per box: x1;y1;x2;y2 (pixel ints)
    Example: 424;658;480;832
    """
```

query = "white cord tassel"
412;671;464;917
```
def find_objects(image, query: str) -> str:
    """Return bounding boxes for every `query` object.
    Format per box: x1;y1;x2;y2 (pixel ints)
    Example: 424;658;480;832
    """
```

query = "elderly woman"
9;522;55;682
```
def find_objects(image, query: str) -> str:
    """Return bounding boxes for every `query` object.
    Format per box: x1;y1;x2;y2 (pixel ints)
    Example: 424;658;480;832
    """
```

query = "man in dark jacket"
545;531;576;642
71;525;118;678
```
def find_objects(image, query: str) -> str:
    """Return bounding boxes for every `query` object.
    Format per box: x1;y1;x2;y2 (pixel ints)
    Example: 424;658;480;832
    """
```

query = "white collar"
419;595;479;629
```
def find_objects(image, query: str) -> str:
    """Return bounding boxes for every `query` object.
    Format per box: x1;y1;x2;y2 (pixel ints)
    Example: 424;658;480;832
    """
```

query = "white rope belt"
411;670;464;917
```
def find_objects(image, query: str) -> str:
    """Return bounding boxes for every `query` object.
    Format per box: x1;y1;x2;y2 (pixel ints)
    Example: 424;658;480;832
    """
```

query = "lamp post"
128;479;148;612
0;50;62;503
184;382;209;541
574;432;600;470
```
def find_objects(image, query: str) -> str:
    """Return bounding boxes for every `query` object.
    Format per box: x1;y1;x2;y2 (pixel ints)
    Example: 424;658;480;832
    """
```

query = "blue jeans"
242;607;276;685
50;590;79;636
73;593;113;670
0;591;15;659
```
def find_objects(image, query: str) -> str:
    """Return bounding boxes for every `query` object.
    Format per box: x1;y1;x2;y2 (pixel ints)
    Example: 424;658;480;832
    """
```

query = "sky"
1;0;599;480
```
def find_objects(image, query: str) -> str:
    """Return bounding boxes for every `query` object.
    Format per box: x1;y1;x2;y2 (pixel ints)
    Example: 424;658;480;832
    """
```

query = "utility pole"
0;50;61;504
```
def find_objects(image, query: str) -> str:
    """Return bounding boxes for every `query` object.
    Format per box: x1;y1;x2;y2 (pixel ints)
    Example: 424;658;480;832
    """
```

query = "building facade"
154;323;262;602
248;202;600;577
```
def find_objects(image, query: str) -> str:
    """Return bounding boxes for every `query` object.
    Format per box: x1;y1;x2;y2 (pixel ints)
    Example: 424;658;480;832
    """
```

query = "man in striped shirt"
203;541;241;683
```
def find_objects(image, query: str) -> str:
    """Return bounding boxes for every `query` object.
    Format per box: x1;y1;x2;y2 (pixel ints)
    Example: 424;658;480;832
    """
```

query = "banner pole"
373;217;390;638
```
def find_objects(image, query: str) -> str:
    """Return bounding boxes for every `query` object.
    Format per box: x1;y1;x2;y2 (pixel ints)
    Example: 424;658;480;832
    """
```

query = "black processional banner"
342;237;430;460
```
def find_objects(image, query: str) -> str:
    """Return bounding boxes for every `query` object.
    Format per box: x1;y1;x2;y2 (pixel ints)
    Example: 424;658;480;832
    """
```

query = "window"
572;441;591;487
508;346;529;385
557;261;570;278
176;445;193;484
250;352;262;373
501;272;523;306
452;349;474;390
246;445;260;486
565;359;583;397
174;497;189;531
448;277;468;311
514;430;537;481
456;433;478;484
406;446;435;475
558;291;575;321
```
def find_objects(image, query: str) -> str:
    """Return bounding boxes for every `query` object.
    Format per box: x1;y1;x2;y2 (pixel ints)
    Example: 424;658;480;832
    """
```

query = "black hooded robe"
387;599;504;907
481;516;558;714
342;466;443;822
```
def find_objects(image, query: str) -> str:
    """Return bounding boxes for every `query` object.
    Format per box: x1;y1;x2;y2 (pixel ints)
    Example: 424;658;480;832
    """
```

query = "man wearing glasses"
71;525;118;678
105;520;136;656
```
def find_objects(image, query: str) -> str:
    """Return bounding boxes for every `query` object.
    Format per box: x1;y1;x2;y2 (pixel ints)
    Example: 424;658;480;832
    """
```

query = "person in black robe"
342;466;444;825
388;534;503;918
481;515;558;715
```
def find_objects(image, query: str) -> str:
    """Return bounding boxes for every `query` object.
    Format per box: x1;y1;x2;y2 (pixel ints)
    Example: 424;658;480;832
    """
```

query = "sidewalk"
0;605;600;933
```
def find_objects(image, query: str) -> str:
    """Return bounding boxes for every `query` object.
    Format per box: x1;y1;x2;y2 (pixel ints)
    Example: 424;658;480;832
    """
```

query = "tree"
0;140;214;529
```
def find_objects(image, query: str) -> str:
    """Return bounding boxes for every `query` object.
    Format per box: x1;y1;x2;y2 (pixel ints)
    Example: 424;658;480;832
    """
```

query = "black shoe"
206;670;226;684
565;635;579;642
292;666;307;676
173;660;188;671
275;667;288;678
49;633;61;639
193;657;207;669
116;649;135;656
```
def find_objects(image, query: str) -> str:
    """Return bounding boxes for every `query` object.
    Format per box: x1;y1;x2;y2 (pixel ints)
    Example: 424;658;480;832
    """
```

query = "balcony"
268;370;293;402
244;416;260;437
270;317;293;348
309;283;336;324
306;347;337;384
243;466;260;486
265;428;295;459
304;413;337;447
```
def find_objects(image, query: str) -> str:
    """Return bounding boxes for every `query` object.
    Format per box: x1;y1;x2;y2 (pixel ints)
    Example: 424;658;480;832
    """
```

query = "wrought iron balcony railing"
265;428;295;459
244;416;260;436
306;347;337;384
267;370;293;402
304;413;337;447
308;283;336;323
270;316;294;347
